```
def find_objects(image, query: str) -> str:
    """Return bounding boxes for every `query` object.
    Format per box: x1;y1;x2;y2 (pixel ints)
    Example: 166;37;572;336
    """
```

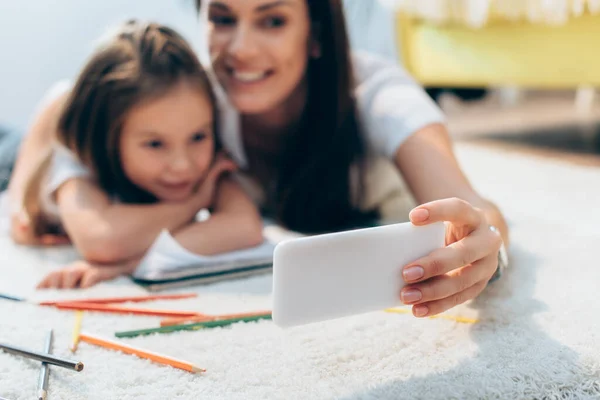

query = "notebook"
131;221;304;291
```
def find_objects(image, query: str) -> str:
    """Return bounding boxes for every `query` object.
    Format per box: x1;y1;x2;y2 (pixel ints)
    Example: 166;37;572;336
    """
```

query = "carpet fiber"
1;143;599;400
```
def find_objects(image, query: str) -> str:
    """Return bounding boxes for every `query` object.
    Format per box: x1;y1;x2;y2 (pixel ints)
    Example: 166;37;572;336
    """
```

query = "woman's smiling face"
207;0;317;115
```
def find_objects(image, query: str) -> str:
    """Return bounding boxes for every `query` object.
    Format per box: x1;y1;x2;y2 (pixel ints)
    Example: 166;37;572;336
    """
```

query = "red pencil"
39;293;197;306
52;302;200;318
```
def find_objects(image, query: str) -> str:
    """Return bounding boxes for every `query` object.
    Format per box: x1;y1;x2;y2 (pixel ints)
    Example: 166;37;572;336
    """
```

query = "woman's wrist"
488;225;509;283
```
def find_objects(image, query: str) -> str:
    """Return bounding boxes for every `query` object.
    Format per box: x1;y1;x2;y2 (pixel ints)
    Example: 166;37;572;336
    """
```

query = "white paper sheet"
132;223;302;282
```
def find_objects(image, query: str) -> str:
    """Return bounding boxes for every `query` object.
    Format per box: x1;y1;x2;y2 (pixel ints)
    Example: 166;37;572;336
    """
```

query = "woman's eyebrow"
255;0;295;12
209;0;295;13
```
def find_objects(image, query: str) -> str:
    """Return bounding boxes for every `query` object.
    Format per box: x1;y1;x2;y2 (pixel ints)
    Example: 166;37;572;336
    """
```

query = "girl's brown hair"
24;20;217;236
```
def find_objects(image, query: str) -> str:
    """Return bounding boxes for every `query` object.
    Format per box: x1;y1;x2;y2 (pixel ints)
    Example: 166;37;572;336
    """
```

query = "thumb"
207;154;238;182
199;154;237;194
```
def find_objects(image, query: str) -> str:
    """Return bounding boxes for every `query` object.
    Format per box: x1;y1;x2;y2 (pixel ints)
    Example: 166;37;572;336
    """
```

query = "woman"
8;0;509;317
196;0;509;318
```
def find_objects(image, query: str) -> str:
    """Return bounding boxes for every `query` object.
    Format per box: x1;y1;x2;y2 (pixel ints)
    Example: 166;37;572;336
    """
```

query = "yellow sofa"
397;12;600;88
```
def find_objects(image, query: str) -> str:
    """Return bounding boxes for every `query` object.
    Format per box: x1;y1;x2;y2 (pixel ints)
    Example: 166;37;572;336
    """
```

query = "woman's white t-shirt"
38;51;445;220
218;51;445;169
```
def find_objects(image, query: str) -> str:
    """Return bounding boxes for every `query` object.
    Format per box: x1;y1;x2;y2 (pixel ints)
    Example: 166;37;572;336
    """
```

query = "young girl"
10;20;263;289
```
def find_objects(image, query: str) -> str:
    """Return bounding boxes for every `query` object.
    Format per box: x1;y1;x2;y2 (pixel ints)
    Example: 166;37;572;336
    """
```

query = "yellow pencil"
70;312;83;353
384;308;479;324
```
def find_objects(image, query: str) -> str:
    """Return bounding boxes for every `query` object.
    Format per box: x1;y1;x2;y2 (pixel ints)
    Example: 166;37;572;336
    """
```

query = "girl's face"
207;0;316;115
119;81;215;202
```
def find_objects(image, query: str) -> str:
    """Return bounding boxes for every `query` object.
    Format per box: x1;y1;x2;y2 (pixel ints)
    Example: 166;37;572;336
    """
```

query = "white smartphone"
271;221;446;328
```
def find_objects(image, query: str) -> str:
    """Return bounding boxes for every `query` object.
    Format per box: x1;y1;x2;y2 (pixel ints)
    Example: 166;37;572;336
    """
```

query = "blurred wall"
0;0;399;131
0;0;200;130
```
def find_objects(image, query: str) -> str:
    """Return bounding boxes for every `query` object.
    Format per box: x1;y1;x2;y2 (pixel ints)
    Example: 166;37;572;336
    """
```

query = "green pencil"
115;314;272;338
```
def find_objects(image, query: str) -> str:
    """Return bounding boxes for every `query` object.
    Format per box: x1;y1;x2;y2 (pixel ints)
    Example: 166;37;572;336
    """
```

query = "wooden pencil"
70;312;84;353
384;308;479;324
115;314;273;338
51;302;200;318
79;332;205;373
0;293;24;302
37;330;53;400
39;293;197;306
0;341;83;372
160;311;272;327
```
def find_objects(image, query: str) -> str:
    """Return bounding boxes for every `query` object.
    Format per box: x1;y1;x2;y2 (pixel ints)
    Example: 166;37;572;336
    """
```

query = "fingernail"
403;266;424;282
410;208;429;222
401;289;422;304
414;305;429;317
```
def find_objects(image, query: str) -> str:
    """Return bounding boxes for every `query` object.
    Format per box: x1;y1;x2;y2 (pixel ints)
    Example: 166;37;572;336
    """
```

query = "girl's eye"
210;14;236;27
261;16;286;29
145;140;163;149
192;132;207;143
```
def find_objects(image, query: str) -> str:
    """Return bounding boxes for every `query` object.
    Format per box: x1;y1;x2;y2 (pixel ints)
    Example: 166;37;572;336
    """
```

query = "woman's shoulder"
349;50;446;158
44;144;92;195
350;50;421;96
38;79;73;110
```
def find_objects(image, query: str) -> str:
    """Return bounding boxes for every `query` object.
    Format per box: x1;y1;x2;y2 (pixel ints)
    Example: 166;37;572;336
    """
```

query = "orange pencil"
160;310;272;327
79;333;205;373
53;302;200;318
39;293;197;306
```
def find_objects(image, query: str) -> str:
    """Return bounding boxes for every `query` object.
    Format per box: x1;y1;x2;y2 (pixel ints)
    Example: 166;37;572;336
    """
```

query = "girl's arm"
172;177;264;255
54;157;236;264
38;177;264;290
37;257;140;289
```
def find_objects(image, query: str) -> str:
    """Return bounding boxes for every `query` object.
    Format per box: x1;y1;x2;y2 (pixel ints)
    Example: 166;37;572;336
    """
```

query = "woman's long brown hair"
197;0;377;234
23;20;217;236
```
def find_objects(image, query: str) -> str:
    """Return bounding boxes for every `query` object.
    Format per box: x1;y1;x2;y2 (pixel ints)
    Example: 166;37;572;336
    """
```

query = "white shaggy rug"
1;143;600;400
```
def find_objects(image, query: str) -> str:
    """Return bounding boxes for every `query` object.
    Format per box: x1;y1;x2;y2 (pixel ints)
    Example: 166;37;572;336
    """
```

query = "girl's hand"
400;197;503;317
36;259;138;289
10;212;70;246
188;153;238;211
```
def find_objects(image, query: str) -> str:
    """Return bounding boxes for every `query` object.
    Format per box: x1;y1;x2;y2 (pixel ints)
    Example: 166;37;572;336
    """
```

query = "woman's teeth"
233;70;267;83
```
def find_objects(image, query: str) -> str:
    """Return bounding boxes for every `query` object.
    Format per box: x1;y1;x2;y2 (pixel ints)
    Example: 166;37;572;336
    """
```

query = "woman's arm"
395;123;509;245
55;157;236;264
394;123;509;318
172;177;264;255
7;91;67;225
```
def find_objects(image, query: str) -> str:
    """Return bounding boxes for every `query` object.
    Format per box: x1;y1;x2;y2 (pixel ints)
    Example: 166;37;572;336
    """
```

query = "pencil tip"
75;362;84;372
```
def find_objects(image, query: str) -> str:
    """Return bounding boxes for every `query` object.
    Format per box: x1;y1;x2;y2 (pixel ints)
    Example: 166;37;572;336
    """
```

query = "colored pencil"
160;310;272;327
37;330;53;400
70;312;84;353
0;293;24;302
0;341;83;372
79;332;205;373
51;302;200;318
115;314;273;338
384;308;479;324
39;293;197;306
